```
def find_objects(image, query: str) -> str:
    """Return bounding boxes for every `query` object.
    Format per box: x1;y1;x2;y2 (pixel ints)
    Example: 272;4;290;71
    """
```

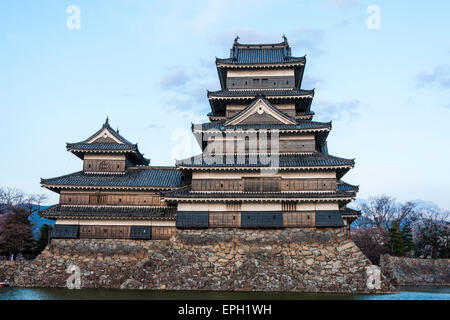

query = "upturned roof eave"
66;145;149;166
207;89;315;99
163;194;356;202
215;56;306;67
40;183;181;191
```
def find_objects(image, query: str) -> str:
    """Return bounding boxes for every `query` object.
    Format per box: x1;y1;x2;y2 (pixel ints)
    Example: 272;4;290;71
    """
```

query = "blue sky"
1;0;449;208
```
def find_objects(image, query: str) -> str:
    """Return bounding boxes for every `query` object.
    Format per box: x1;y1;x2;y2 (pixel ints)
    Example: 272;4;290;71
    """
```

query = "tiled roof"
176;152;354;168
40;205;176;220
217;48;305;65
163;190;355;200
66;118;149;165
337;181;359;192
193;120;330;131
216;38;305;65
340;208;361;216
223;95;297;126
66;143;137;151
41;167;188;189
208;89;314;99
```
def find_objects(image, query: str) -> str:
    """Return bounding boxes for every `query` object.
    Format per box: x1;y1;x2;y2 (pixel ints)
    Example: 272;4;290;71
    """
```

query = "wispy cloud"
302;75;324;89
158;67;191;89
157;60;219;120
416;65;450;89
289;27;325;55
145;124;165;130
314;99;361;121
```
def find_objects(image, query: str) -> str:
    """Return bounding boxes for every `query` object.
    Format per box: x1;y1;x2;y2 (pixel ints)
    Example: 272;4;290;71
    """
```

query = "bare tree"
358;195;420;232
413;208;449;258
351;226;389;265
0;188;48;260
0;187;47;214
353;195;422;261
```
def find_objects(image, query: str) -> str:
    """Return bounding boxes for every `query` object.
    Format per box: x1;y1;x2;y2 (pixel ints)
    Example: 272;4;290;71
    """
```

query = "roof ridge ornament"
234;35;240;45
282;34;288;43
104;116;109;126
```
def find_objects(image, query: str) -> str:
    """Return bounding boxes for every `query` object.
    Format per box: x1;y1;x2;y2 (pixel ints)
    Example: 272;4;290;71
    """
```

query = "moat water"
0;286;448;300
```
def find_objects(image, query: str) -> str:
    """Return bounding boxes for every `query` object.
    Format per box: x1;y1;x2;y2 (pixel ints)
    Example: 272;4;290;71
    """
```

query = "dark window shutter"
241;212;283;228
51;225;79;239
315;211;345;227
176;212;209;228
130;226;151;239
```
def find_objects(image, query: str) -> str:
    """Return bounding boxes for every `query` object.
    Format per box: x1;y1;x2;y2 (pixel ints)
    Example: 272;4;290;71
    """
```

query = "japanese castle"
41;36;360;239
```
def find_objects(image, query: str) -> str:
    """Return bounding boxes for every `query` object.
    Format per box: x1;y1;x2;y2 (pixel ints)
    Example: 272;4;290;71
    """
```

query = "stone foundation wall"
380;254;449;286
0;228;394;293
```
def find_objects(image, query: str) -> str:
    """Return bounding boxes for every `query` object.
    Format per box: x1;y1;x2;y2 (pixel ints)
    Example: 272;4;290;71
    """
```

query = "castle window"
89;195;106;205
261;79;268;86
252;79;260;86
99;161;108;172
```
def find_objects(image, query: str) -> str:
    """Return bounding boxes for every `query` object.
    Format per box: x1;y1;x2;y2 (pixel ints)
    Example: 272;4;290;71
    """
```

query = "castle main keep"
41;36;360;237
22;37;393;293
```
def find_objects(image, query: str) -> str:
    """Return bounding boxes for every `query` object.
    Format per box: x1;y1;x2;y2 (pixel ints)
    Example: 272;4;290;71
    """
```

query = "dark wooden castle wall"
83;159;126;173
191;178;336;192
76;225;175;240
206;137;315;153
60;192;163;206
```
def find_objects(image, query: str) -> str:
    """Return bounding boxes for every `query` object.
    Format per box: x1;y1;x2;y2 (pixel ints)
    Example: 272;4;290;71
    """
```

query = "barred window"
99;161;108;171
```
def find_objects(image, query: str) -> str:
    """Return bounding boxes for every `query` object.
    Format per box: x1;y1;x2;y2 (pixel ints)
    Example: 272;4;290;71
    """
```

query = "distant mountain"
410;199;441;211
28;205;55;239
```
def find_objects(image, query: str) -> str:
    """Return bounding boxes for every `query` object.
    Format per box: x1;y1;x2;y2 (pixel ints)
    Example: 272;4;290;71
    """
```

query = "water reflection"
0;286;449;300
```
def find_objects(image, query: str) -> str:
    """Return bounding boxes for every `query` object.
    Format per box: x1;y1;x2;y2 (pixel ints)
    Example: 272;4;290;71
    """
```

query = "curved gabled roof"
216;36;306;66
66;118;149;165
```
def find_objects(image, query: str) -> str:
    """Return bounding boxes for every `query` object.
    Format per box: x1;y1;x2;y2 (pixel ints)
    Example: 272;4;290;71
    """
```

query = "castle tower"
164;37;360;233
40;119;188;240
